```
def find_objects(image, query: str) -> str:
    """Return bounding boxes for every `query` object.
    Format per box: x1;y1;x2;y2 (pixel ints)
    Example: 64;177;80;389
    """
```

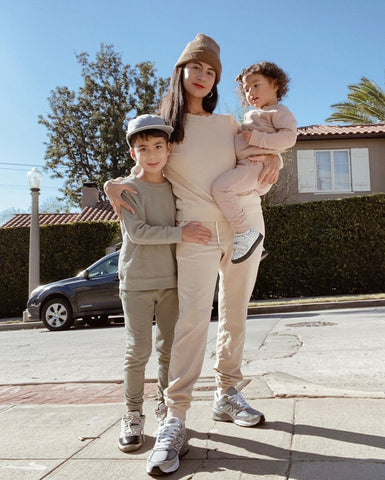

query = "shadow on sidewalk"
156;421;385;479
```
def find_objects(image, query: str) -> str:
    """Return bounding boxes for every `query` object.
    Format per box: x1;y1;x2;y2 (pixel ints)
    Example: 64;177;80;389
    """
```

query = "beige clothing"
163;113;264;420
235;103;297;162
212;104;297;233
164;113;239;222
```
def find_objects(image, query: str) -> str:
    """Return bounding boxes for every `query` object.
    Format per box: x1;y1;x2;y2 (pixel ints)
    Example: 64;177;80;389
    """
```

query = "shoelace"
121;413;142;435
229;391;250;410
233;237;249;253
153;422;181;450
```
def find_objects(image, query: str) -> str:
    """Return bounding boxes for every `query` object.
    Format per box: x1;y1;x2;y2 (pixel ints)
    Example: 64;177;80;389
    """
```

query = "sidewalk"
1;377;384;479
1;305;385;479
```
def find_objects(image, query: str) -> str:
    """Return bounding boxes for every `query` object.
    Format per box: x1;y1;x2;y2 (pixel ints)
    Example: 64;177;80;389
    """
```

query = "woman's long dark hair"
159;66;218;144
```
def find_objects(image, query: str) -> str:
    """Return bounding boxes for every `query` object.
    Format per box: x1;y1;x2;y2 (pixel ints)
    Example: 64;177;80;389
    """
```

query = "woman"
105;34;280;475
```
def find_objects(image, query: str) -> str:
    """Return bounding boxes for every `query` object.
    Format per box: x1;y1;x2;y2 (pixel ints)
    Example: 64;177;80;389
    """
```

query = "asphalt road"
1;307;384;395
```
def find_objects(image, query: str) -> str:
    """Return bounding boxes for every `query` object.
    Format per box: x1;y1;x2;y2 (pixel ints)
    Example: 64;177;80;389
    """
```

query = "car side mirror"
79;269;90;279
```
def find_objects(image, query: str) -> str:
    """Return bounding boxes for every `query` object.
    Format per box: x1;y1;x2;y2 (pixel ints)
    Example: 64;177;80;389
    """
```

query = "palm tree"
326;77;385;124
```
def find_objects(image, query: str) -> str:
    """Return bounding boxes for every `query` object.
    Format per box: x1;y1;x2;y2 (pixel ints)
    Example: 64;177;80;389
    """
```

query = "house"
2;183;118;228
286;123;385;204
3;124;385;221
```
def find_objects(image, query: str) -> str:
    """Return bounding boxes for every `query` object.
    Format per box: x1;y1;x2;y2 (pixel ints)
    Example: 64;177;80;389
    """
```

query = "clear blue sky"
0;0;384;214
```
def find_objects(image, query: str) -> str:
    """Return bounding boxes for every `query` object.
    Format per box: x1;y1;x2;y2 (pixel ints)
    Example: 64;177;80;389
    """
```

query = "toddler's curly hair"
235;61;290;103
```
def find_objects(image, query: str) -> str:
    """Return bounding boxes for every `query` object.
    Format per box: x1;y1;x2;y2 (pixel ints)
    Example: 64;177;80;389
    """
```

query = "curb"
247;298;385;315
1;299;384;331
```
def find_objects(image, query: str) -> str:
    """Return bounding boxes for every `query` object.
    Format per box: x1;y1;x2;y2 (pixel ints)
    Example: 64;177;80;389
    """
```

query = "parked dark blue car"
27;251;122;331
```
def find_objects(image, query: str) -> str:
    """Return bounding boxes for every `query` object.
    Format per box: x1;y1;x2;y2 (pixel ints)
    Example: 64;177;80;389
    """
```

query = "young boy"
211;61;297;264
118;114;211;453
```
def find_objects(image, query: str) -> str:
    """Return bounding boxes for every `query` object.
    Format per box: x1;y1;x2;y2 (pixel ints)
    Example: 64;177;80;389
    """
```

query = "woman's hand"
249;154;281;187
104;178;137;219
182;222;212;245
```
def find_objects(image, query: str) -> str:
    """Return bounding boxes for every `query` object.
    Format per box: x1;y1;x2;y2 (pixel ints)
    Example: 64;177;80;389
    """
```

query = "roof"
2;201;118;228
297;123;385;140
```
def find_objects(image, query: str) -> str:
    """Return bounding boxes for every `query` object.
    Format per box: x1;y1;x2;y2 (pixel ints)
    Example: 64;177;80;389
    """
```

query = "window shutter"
297;150;316;192
351;148;370;191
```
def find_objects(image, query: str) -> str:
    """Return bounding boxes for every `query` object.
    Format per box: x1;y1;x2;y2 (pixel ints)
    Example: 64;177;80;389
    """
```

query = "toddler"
211;61;297;263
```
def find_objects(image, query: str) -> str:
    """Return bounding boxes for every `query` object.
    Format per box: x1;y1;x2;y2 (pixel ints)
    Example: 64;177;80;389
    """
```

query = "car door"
75;254;121;315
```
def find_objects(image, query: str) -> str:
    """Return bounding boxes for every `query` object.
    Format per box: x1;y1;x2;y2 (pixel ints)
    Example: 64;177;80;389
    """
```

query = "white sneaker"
212;387;265;427
118;410;145;452
146;417;189;475
231;228;263;264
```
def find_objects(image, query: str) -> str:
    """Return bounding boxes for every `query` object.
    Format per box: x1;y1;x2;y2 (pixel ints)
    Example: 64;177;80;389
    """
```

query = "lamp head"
27;167;43;190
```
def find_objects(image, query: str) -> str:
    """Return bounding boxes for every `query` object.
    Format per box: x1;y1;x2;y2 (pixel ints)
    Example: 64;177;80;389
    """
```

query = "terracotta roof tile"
297;123;385;137
2;201;118;228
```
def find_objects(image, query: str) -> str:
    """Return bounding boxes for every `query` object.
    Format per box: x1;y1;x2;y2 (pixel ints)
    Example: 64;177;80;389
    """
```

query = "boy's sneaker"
231;228;263;264
146;417;189;475
212;387;265;427
118;410;145;452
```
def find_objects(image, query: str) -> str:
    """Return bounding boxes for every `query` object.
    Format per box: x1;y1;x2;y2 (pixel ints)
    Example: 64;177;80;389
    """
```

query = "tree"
0;208;26;226
39;44;169;207
326;76;385;124
39;197;71;214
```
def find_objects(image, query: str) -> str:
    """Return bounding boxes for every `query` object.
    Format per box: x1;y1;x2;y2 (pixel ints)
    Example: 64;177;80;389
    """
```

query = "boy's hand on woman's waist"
182;222;212;244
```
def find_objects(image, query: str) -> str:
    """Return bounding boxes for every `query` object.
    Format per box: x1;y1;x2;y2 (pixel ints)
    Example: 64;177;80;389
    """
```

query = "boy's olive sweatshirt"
118;176;182;291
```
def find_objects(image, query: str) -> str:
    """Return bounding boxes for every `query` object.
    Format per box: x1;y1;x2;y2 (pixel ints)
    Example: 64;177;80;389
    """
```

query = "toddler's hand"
241;124;252;143
242;129;252;143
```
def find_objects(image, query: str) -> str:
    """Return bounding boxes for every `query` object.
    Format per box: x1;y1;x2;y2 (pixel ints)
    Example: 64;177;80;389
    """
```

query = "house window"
297;148;370;194
316;150;350;191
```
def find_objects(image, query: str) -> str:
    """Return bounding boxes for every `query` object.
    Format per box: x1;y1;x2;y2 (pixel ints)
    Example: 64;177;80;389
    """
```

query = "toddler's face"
242;73;278;109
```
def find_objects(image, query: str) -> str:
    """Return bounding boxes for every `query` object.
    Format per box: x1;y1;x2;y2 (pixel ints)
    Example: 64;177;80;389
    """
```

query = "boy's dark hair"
236;61;290;103
128;129;169;148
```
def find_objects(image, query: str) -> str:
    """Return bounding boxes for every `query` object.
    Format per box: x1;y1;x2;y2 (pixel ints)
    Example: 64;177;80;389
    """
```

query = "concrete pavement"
0;305;385;479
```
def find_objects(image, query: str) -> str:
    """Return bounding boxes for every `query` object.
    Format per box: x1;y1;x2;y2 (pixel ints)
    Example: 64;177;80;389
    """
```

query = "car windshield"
88;256;118;279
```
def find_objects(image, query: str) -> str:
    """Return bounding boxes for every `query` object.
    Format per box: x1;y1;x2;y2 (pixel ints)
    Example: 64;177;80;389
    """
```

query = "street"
1;307;384;396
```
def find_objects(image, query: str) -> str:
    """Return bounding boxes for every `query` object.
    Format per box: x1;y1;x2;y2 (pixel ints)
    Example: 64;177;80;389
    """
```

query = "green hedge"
0;221;120;318
0;195;384;318
255;194;385;299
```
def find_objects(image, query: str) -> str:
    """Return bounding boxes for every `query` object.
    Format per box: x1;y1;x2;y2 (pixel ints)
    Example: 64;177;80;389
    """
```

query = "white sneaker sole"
212;409;265;427
146;442;189;475
231;233;263;264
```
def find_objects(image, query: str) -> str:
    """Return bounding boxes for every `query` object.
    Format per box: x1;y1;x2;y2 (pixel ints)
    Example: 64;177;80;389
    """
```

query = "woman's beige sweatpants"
165;194;264;421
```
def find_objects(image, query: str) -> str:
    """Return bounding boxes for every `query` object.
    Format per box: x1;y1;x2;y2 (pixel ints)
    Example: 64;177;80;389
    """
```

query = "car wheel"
85;315;110;328
41;298;74;331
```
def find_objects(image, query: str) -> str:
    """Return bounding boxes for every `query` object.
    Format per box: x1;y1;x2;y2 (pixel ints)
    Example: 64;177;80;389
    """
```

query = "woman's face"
183;61;216;101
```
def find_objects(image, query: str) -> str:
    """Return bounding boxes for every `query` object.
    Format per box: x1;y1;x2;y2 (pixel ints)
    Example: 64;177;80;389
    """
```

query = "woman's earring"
206;91;213;99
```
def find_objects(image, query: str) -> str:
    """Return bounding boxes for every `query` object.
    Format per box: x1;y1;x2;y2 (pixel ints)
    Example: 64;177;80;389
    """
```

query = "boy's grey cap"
126;114;173;145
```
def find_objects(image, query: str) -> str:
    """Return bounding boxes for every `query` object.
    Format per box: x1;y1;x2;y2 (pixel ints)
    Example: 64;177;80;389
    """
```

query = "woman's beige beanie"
175;33;222;83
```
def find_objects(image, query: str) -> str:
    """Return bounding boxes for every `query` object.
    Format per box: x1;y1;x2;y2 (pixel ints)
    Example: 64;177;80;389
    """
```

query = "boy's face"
130;135;171;183
242;73;278;109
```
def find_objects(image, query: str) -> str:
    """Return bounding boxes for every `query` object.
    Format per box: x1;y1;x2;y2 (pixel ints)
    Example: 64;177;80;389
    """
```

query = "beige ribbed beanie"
175;33;222;83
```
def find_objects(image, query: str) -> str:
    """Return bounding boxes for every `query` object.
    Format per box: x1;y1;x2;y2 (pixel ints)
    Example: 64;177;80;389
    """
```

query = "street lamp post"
27;167;43;296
